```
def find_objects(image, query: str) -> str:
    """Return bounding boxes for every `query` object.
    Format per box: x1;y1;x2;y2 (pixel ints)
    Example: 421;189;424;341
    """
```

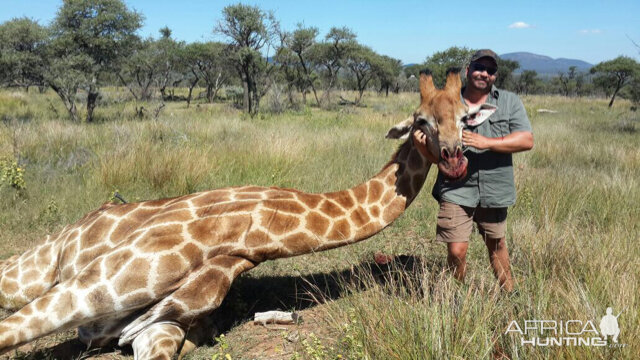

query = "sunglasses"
470;62;498;76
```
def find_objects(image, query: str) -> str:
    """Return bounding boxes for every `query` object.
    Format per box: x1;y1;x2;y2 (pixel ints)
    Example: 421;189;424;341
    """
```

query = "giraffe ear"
385;116;414;140
464;104;498;127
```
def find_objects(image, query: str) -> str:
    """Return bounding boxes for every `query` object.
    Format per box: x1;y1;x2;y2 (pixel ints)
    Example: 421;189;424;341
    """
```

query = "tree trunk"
609;79;623;108
186;72;199;108
86;90;99;122
50;84;78;122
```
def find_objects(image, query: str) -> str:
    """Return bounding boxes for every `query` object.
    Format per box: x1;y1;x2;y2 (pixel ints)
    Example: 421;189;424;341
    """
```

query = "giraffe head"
386;68;485;181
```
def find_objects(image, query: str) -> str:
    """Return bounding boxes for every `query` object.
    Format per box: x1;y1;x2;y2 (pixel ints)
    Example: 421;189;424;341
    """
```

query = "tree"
345;44;379;105
48;0;142;121
310;27;356;105
424;46;474;87
154;29;184;101
0;18;48;91
516;70;538;95
590;56;639;107
215;4;279;114
288;24;320;105
182;42;230;106
117;37;156;101
375;55;403;96
495;58;519;90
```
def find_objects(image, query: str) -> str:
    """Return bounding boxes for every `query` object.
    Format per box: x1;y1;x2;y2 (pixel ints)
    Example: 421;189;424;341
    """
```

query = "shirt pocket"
488;117;509;138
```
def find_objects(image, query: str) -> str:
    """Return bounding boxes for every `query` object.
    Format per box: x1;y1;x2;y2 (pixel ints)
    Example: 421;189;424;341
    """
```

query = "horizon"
1;0;638;65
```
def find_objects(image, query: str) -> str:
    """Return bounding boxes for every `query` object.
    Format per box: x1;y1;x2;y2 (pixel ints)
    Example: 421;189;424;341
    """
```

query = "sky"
1;0;638;65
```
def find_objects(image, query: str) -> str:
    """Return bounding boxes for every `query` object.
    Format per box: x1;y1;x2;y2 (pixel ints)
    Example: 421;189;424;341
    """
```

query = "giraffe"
0;68;477;359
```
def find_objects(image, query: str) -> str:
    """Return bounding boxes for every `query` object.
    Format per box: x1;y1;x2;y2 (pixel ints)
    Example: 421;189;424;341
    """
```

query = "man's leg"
447;242;469;282
436;201;474;283
484;237;514;291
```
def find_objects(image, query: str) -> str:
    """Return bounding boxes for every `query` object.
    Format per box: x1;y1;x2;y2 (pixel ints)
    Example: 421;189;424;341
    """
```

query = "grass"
0;88;638;359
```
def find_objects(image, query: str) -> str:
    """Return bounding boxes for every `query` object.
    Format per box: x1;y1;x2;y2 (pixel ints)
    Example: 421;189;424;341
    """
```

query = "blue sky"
1;0;638;65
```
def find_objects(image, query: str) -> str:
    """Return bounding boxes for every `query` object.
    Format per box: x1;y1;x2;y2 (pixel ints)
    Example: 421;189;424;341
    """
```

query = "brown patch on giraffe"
246;230;271;248
370;205;381;218
235;193;264;200
367;180;384;204
265;189;295;199
352;183;368;204
238;186;266;192
23;284;46;302
327;219;351;241
3;264;19;280
356;222;383;239
104;249;135;279
0;278;18;294
20;269;40;284
195;201;257;217
305;211;330;236
396;175;413;200
143;197;178;207
350;207;370;227
282;233;320;254
121;292;153;308
383;197;406;223
296;193;322;208
107;203;139;217
147;209;193;226
154;254;188;294
263;199;306;214
189;215;251;245
327;191;356;209
319;200;345;217
75;265;102;289
164;200;190;212
381;190;396;206
114;259;151;296
408;149;424;170
179;267;230;310
130;207;161;223
191;191;231;207
260;210;300;235
76;245;110;270
138;234;182;253
111;218;139;243
180;243;204;266
87;285;115;313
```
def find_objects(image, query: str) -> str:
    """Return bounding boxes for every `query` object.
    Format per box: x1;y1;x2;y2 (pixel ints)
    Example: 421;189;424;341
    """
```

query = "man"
432;49;534;291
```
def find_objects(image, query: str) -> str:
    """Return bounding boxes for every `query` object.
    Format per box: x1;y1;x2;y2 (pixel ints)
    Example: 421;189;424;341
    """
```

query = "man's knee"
447;242;469;260
485;236;507;251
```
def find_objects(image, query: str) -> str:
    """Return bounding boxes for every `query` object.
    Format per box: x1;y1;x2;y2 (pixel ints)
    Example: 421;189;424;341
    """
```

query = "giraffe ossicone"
0;68;472;359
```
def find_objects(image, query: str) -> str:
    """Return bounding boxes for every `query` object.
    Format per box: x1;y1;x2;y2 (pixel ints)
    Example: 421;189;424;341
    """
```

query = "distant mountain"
500;52;593;75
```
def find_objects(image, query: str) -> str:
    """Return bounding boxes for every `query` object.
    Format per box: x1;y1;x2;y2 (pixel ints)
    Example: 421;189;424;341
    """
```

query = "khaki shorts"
436;201;507;243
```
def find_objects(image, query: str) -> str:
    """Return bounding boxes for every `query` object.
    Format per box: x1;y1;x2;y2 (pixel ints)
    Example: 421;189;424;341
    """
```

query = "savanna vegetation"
1;0;639;359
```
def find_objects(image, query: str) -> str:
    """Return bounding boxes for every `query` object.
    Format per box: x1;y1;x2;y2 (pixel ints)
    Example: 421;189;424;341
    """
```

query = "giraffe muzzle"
438;145;468;181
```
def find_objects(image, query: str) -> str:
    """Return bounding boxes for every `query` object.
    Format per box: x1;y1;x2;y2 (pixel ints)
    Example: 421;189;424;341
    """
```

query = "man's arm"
462;130;533;153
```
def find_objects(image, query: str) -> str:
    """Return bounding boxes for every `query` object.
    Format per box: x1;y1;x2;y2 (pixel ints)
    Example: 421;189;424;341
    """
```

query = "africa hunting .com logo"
505;307;627;348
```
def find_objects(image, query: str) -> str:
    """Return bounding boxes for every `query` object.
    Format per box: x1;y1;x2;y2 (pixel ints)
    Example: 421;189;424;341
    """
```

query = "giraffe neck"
300;139;432;253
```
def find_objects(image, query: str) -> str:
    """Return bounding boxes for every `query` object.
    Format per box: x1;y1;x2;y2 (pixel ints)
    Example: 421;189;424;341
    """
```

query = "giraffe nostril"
455;146;463;159
441;148;450;159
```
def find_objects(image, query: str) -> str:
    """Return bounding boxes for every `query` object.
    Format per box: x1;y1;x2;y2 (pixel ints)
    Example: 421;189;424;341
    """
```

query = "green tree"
288;24;320;106
182;42;230;106
345;44;379;105
590;56;639;107
117;37;156;101
0;18;48;91
375;55;403;96
154;29;184;101
495;58;519;90
310;27;356;105
48;0;142;121
516;70;538;95
424;46;474;87
215;4;279;114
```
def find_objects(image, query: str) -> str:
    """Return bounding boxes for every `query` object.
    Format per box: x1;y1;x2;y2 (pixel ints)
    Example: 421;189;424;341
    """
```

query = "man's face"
466;58;497;92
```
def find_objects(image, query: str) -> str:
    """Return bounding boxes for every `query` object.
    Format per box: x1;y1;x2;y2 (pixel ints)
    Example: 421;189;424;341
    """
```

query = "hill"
500;52;593;74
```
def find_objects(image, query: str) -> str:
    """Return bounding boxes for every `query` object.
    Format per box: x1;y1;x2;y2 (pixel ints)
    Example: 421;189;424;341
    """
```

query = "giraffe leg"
119;255;254;347
131;322;187;360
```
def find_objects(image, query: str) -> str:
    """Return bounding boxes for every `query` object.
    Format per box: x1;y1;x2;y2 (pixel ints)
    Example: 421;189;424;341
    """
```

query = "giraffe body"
0;69;473;359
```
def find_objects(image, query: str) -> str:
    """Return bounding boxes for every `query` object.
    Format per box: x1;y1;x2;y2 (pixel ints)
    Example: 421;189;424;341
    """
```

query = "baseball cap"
470;49;499;65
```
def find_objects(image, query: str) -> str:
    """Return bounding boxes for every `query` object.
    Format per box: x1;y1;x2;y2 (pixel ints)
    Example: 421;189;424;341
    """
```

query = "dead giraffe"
0;69;480;359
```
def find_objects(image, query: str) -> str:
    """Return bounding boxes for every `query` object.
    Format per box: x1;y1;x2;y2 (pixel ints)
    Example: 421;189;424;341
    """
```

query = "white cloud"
508;22;533;29
579;29;602;34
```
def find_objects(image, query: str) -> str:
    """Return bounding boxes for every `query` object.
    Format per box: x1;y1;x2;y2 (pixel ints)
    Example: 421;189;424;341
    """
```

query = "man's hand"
462;130;492;150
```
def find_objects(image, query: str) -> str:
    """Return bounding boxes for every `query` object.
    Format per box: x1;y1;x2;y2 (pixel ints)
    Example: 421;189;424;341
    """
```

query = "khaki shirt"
432;86;532;208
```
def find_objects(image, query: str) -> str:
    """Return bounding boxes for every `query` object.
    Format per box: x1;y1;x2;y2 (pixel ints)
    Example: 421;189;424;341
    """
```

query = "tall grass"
0;89;638;359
